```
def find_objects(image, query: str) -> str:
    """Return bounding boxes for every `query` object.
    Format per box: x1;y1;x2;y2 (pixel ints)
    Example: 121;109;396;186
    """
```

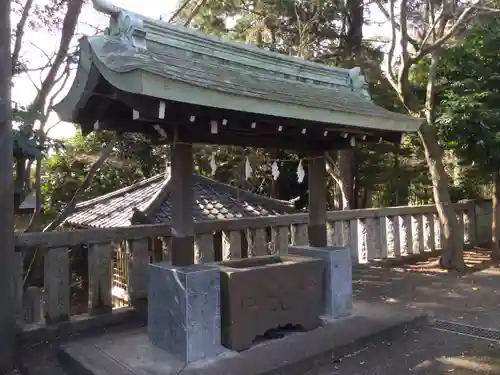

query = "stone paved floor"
18;262;500;375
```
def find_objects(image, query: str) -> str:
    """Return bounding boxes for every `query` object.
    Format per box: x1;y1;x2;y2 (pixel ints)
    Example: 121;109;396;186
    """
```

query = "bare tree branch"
22;60;53;73
386;0;397;87
25;0;83;132
373;0;420;50
24;70;41;92
47;58;72;108
166;0;208;27
415;6;476;59
27;40;56;65
418;11;444;50
183;0;208;27
168;0;192;23
399;0;411;65
44;120;62;135
24;58;73;233
79;21;105;35
23;0;84;235
43;133;121;232
12;0;35;74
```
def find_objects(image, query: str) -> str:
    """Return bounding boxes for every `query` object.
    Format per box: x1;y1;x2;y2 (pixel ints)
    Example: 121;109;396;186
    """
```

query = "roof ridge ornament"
348;67;371;100
91;0;147;50
91;0;120;15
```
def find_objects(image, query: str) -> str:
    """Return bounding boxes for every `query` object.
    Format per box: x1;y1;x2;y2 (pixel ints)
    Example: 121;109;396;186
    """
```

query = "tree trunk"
419;124;465;271
337;0;363;210
24;0;83;135
337;151;354;209
15;0;83;202
14;155;27;210
12;0;35;73
326;153;351;210
492;171;500;259
332;181;342;210
394;150;401;205
361;187;369;208
25;145;44;232
421;49;465;272
0;0;15;369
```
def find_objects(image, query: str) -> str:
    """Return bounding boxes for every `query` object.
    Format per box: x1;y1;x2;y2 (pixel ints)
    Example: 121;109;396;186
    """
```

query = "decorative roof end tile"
92;0;147;50
348;67;371;99
107;11;147;50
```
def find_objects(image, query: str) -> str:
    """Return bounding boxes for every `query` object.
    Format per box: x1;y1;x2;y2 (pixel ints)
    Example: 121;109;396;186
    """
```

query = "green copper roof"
54;0;423;133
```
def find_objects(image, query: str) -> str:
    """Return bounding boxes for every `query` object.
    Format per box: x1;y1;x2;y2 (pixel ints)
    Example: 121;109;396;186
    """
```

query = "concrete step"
58;301;427;375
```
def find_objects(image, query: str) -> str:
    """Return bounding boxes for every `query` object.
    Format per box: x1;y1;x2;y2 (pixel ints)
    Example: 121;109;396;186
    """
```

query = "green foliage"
178;0;344;58
39;131;162;218
170;0;438;207
437;17;500;174
27;0;500;218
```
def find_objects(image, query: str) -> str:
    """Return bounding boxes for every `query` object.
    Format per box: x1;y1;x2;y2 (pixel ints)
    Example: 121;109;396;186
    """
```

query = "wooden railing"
13;201;478;335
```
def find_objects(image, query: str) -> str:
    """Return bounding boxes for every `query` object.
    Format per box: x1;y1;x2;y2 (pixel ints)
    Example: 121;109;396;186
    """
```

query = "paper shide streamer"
207;156;309;184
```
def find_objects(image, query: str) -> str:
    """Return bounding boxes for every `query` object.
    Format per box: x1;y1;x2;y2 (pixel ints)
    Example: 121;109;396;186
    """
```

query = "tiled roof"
92;38;420;129
64;174;299;228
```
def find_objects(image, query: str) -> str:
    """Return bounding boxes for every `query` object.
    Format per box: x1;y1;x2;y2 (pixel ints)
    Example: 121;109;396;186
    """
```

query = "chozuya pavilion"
54;0;424;371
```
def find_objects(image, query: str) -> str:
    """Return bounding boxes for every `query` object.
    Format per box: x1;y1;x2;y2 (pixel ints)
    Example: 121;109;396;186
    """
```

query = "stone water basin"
215;255;324;351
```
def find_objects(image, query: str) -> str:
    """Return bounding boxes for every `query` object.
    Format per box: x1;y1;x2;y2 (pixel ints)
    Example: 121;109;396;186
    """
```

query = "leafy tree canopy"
437;17;500;174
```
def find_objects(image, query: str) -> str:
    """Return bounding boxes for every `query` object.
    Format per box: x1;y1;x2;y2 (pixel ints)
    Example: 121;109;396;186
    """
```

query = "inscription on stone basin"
215;255;324;351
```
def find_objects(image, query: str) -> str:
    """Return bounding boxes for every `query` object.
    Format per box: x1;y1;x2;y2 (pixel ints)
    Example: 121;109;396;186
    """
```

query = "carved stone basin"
215;255;324;351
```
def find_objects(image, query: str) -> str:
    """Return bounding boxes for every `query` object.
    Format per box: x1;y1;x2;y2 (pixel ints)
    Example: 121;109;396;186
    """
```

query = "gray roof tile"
64;174;299;228
92;38;418;124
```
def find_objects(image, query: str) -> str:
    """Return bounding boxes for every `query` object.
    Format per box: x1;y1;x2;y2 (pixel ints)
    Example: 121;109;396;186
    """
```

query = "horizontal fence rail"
15;202;475;249
13;200;487;339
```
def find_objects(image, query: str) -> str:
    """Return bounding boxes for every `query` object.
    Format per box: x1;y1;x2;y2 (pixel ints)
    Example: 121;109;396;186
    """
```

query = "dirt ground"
307;247;500;375
16;247;500;375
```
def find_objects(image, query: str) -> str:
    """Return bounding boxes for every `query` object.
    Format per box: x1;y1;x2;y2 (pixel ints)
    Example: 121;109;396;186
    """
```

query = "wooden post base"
171;235;195;266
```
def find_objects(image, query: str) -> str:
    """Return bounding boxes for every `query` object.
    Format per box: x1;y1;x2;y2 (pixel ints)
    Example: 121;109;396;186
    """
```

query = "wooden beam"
0;0;16;370
170;140;195;266
307;150;327;247
177;130;343;151
108;90;405;145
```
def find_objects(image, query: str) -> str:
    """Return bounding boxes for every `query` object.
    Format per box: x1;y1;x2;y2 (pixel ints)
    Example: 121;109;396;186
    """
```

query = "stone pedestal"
148;262;223;363
288;246;352;319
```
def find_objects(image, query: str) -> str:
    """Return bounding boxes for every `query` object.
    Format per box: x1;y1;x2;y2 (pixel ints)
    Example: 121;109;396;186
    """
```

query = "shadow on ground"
20;248;500;375
323;249;500;375
353;248;500;327
306;325;500;375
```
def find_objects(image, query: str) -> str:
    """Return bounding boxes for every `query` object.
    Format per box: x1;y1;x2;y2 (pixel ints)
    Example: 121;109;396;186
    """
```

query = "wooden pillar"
0;0;15;370
170;141;195;266
308;150;327;247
